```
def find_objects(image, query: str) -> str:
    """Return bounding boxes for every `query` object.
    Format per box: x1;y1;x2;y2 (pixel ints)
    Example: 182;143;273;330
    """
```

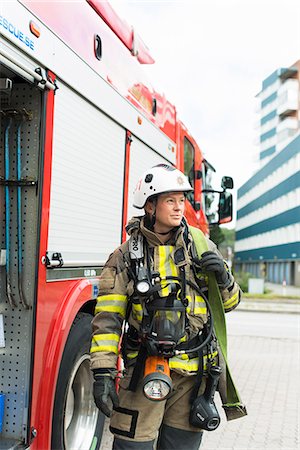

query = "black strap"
182;217;190;247
178;266;188;307
189;325;209;404
128;345;147;391
120;333;129;368
190;348;204;404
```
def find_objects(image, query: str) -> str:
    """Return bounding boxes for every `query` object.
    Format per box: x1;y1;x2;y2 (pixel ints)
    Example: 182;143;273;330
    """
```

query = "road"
226;309;300;340
100;310;300;450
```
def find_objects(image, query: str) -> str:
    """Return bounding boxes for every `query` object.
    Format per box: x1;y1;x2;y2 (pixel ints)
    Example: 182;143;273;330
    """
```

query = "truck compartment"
0;65;42;444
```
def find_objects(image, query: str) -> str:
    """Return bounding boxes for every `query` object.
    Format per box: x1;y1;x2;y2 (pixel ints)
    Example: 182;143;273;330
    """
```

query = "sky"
111;0;300;226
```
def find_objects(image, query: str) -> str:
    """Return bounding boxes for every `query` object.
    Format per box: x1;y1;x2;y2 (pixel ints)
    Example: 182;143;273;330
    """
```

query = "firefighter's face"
147;192;186;232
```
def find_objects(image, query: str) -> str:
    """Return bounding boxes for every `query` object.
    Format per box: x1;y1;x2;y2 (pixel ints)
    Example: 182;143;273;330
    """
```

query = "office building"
235;60;300;286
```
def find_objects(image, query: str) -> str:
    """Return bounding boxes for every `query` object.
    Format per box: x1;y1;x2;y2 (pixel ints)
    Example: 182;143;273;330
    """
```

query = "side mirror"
195;170;202;180
218;191;233;224
221;176;233;190
194;202;201;212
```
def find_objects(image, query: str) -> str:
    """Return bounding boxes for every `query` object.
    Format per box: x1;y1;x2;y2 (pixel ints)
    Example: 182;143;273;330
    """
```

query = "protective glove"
92;368;119;417
200;251;232;289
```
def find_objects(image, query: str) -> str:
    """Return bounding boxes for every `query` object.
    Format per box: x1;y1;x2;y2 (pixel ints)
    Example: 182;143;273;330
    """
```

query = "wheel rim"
64;353;99;449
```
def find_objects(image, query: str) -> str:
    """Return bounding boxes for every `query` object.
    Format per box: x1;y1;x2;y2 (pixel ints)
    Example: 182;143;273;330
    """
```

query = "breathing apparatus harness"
120;224;223;428
123;227;215;360
119;223;220;424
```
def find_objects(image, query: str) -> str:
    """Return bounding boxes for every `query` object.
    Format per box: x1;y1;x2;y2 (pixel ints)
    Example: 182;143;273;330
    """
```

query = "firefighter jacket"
90;216;241;374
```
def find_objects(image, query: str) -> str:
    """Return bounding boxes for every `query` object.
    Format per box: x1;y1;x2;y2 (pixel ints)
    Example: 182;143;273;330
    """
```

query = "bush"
233;271;252;293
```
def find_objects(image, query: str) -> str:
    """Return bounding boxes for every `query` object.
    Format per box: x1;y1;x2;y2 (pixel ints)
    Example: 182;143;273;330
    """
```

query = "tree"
209;224;225;247
210;226;235;261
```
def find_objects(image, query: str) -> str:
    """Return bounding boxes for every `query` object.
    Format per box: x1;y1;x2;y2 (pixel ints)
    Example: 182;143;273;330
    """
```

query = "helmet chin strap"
145;213;179;236
145;211;156;230
144;197;157;230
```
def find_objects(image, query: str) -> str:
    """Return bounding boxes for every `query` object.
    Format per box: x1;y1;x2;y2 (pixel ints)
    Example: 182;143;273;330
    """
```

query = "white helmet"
133;164;193;209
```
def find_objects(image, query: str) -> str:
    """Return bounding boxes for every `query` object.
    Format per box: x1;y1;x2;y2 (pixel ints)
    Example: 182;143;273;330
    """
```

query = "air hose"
163;276;214;356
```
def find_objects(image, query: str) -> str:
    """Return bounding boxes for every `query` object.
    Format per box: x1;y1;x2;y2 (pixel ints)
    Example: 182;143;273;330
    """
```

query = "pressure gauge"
136;280;151;294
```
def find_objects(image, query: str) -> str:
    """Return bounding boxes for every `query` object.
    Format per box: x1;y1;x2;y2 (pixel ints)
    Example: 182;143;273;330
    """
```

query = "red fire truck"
0;1;233;449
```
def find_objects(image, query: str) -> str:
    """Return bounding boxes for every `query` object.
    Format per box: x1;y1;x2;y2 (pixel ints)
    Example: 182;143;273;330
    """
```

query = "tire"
51;312;105;450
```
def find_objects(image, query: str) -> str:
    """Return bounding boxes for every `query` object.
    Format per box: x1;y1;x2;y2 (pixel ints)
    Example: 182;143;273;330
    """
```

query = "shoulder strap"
129;233;144;260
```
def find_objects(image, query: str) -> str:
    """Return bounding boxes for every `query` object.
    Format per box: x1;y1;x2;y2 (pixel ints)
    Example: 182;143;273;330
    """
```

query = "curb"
238;300;300;314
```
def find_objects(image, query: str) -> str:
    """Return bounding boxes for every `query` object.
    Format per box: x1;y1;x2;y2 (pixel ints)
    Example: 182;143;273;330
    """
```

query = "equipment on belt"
143;356;172;401
189;364;222;431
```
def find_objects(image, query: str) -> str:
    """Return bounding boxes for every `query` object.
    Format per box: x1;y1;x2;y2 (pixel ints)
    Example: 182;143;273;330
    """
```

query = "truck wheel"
51;312;105;450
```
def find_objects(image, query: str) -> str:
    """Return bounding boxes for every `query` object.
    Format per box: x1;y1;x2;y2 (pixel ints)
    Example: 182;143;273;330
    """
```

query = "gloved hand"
92;369;119;417
200;251;231;289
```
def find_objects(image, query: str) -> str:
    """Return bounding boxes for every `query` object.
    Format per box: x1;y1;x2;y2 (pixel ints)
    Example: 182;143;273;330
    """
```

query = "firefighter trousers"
113;425;203;449
110;369;204;448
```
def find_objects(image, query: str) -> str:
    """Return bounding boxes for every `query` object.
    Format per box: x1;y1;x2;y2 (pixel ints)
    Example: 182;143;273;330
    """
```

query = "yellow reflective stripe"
126;351;218;369
169;356;199;371
132;303;143;322
97;294;127;301
223;291;239;310
194;295;207;315
158;245;167;279
194;307;207;314
95;305;127;316
95;294;127;317
159;246;169;296
169;351;218;372
93;333;119;341
90;344;118;354
158;246;179;297
90;333;120;354
185;295;206;315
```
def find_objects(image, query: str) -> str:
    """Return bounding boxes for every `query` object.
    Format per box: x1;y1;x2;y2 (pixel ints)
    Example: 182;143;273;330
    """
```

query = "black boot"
157;424;203;450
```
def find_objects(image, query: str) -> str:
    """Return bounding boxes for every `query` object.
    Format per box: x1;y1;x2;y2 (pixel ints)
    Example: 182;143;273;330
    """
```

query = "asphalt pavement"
201;310;300;450
99;285;300;450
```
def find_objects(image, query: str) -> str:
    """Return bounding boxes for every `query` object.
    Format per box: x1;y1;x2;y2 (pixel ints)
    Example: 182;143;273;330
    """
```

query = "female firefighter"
90;164;246;450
